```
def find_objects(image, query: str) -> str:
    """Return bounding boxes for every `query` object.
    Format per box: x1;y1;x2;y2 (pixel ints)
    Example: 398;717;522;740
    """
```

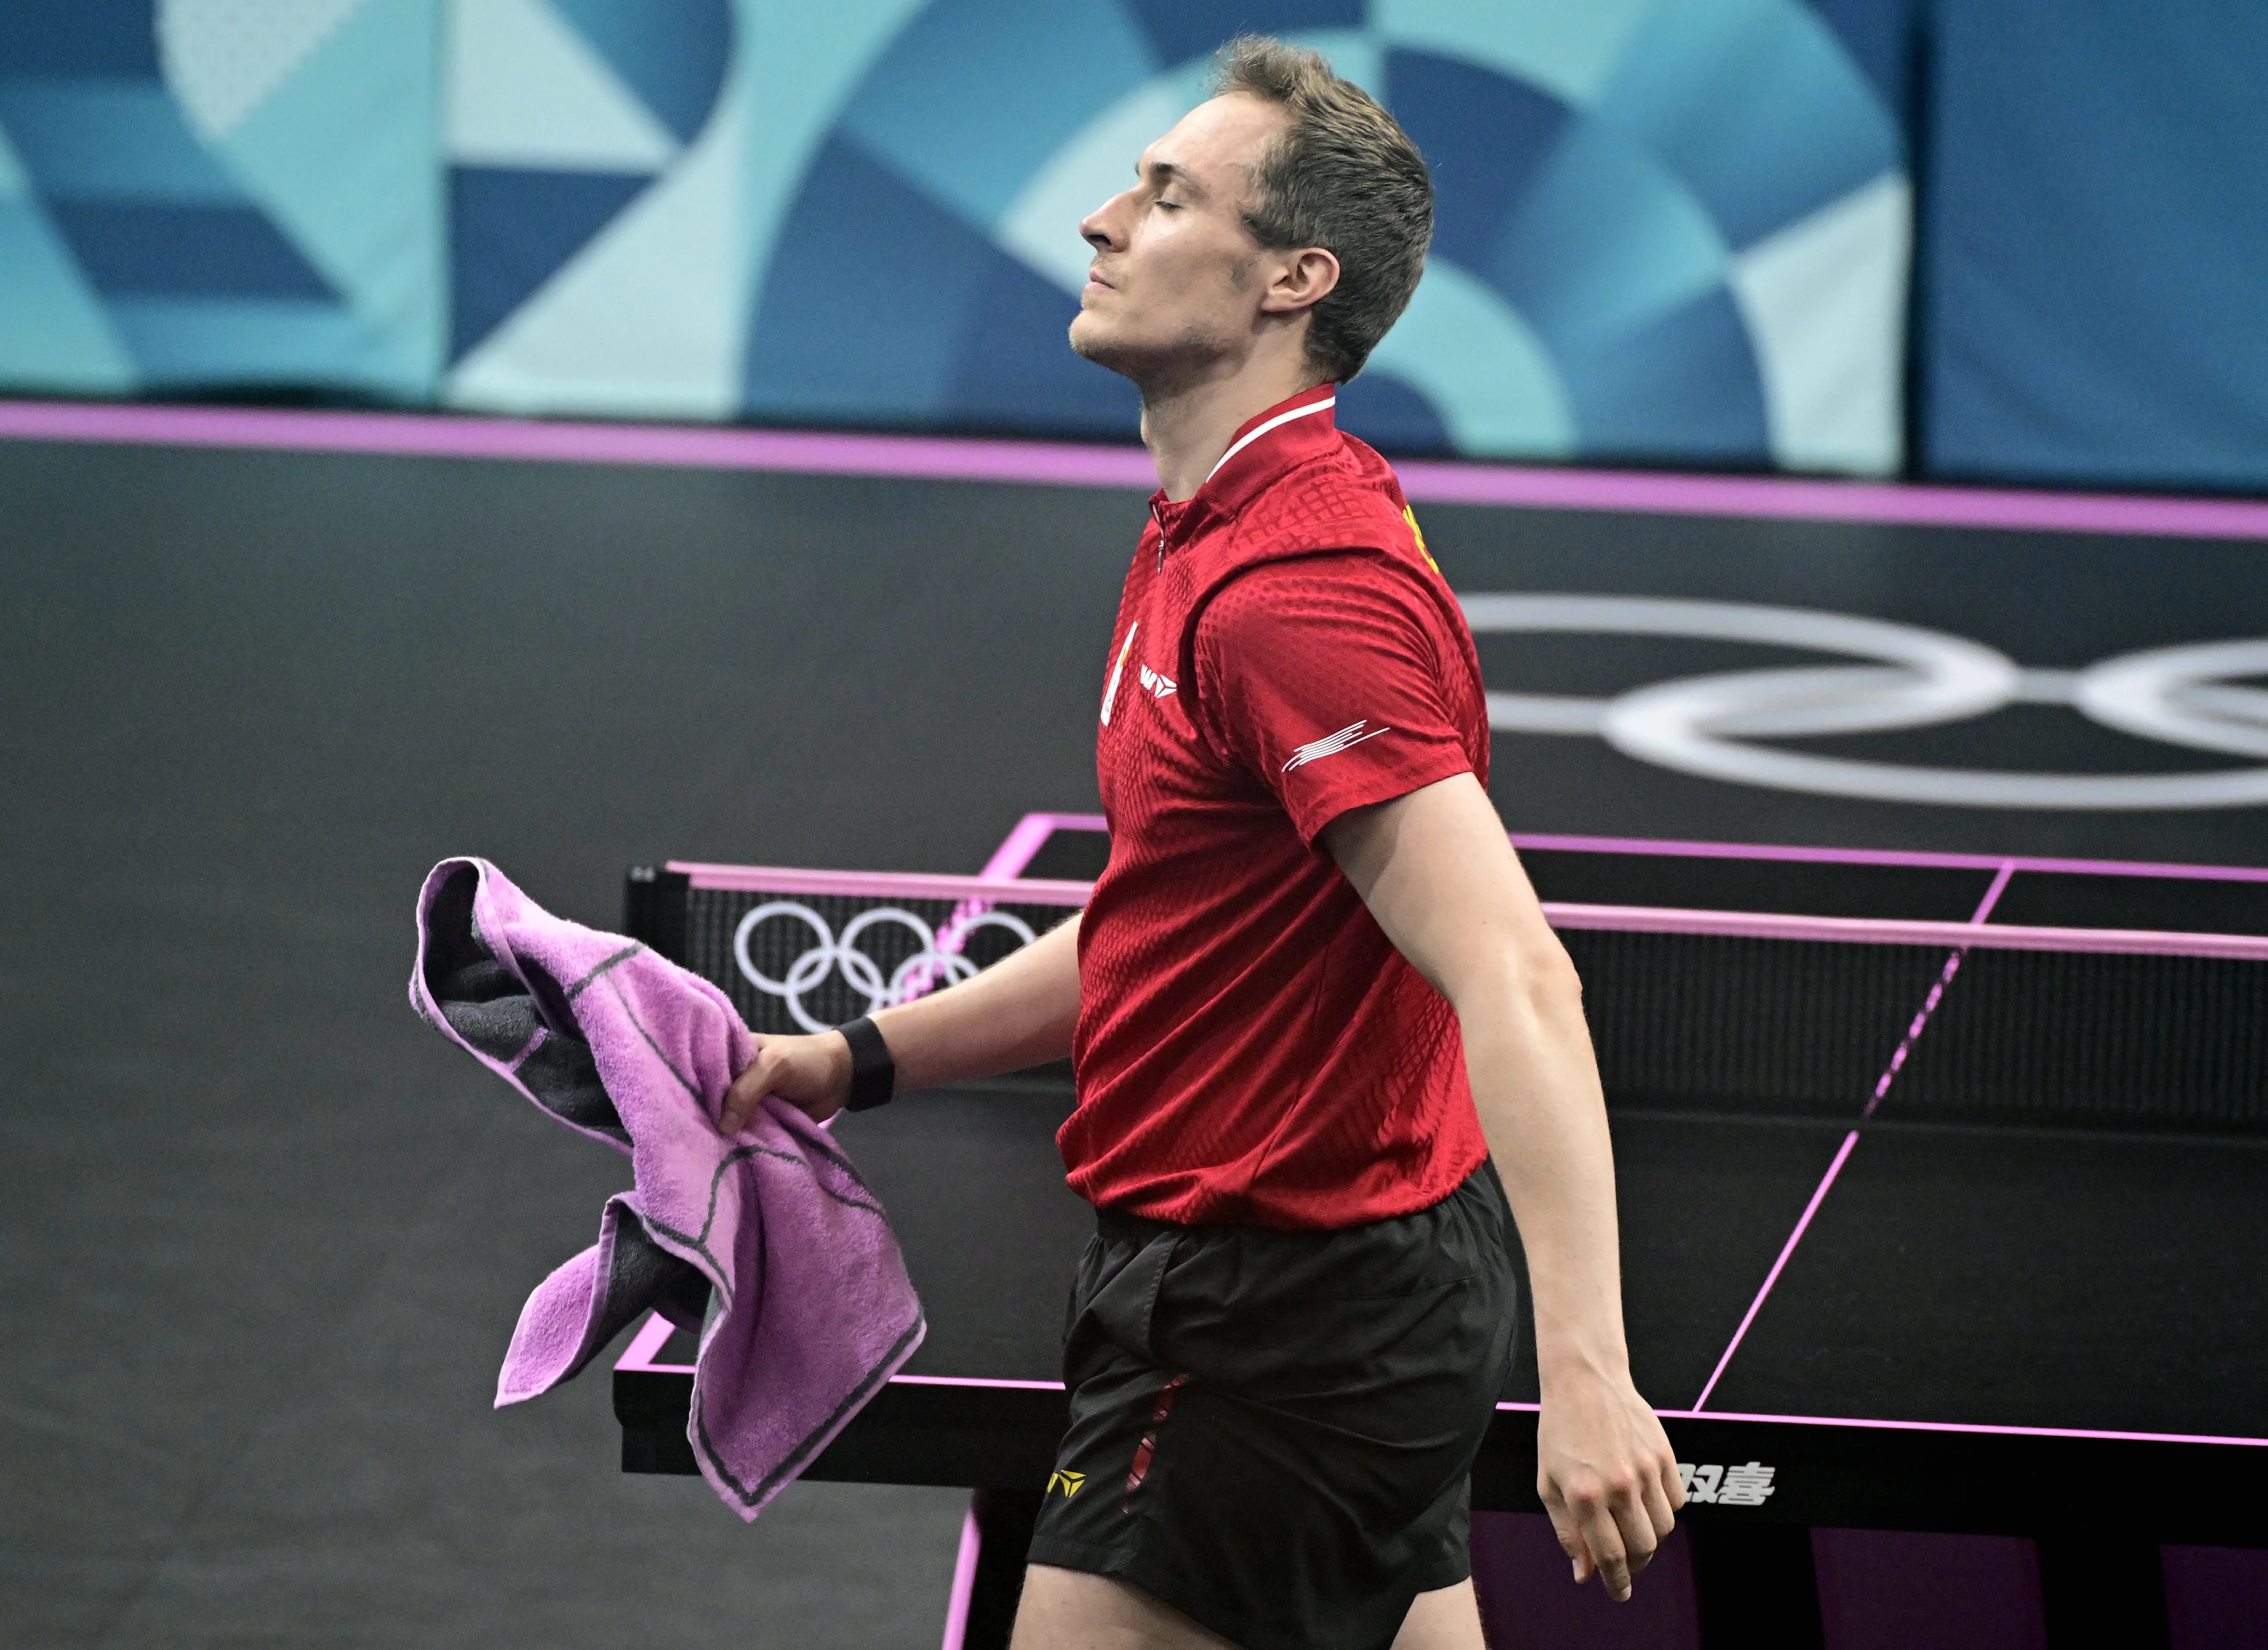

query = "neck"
1139;352;1325;502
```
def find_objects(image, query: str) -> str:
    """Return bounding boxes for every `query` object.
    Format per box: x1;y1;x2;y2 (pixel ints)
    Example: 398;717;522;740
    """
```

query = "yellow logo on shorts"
1046;1469;1086;1498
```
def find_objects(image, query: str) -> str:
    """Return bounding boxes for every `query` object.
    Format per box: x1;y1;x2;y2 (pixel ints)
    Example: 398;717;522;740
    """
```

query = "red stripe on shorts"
1120;1373;1190;1508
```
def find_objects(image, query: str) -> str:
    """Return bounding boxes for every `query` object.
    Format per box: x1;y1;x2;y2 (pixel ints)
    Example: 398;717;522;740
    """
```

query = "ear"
1258;246;1340;316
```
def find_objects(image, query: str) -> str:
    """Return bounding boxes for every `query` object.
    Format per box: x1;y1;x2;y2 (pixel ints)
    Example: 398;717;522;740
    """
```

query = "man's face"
1068;93;1292;386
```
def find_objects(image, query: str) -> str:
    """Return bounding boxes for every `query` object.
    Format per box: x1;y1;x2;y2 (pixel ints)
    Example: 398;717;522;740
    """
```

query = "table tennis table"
610;815;2268;1648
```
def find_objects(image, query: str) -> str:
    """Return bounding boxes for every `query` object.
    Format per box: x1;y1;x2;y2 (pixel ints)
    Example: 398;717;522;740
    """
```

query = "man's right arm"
716;912;1082;1131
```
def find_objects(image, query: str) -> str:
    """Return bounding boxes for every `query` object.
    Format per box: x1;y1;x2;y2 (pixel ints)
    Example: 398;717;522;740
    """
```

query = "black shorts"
1026;1165;1518;1650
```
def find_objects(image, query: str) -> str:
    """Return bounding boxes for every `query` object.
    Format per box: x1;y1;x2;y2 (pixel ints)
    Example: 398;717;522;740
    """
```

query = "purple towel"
409;857;924;1520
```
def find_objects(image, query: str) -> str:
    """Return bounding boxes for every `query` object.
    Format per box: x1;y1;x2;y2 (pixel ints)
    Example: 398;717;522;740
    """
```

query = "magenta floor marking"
8;397;2268;541
0;398;1161;490
939;1501;981;1650
1691;864;2014;1410
1392;453;2268;542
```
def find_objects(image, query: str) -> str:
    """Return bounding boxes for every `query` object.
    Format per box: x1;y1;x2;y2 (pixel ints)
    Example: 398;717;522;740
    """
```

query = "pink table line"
5;397;2266;541
1692;867;2013;1410
669;862;1093;904
1496;1400;2268;1448
617;1319;1072;1384
1542;903;2268;960
633;842;2267;1395
619;1312;2268;1447
1855;860;2012;1123
667;860;2268;959
1507;831;2268;881
1018;819;2268;883
892;1373;1068;1391
614;1311;683;1371
980;811;1109;880
1690;1129;1863;1414
621;1321;2268;1452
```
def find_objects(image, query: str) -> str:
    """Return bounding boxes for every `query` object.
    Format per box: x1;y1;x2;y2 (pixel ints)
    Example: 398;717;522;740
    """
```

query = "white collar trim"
1202;394;1337;487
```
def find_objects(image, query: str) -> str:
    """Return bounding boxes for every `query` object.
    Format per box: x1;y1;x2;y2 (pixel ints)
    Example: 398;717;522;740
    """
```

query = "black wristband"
838;1016;896;1112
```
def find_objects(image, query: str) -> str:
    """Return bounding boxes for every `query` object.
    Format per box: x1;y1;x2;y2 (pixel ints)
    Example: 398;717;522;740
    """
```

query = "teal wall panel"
0;0;1911;473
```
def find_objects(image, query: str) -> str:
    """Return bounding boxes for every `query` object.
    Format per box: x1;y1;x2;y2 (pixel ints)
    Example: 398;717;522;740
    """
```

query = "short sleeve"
1192;554;1476;844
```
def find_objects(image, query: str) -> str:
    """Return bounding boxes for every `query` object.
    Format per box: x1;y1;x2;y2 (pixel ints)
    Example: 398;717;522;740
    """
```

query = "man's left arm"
1321;772;1684;1603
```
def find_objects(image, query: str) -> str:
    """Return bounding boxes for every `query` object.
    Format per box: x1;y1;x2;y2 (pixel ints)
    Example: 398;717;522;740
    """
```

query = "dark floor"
5;435;2266;1646
1428;504;2268;868
1;440;1136;1648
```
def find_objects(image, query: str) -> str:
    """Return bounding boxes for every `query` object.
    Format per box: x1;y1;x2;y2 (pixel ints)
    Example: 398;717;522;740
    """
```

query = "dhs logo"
1679;1461;1778;1506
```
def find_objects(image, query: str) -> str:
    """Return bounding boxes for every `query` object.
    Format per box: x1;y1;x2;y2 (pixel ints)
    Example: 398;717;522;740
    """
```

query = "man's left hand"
1536;1369;1684;1602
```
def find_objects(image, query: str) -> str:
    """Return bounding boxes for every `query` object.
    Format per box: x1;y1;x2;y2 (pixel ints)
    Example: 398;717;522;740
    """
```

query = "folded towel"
409;857;925;1519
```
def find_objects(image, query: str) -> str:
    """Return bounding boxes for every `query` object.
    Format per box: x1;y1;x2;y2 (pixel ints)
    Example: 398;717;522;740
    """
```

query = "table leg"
2036;1532;2170;1650
1688;1522;1825;1649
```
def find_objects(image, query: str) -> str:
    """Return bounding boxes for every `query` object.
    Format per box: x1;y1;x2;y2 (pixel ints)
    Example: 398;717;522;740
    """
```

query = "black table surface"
830;1087;2268;1439
616;1080;2268;1542
615;847;2268;1542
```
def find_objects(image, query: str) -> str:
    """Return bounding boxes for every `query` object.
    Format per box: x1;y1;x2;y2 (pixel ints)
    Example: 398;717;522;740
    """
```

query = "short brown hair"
1210;35;1432;382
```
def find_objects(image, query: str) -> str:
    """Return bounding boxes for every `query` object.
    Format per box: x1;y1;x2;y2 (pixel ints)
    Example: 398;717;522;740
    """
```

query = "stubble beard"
1069;307;1238;399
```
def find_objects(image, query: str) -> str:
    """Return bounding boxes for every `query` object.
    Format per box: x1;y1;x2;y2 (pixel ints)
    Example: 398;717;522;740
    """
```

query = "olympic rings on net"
731;901;1040;1034
1461;594;2268;811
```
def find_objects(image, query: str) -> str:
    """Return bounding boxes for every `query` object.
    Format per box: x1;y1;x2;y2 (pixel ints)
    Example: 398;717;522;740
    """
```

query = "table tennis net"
1562;929;2268;1132
630;869;2268;1135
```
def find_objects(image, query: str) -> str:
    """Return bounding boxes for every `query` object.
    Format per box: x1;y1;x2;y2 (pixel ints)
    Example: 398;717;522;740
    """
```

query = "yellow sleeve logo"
1045;1469;1086;1497
1403;504;1441;574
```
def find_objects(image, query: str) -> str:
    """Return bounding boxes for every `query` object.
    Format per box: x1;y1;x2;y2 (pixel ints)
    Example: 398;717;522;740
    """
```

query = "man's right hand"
713;912;1083;1137
718;1031;852;1133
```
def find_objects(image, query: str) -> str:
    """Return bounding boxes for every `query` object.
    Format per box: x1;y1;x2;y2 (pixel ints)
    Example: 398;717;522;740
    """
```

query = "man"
721;37;1682;1650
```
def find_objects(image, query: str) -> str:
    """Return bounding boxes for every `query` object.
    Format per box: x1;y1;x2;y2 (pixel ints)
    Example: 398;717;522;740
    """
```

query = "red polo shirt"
1064;385;1493;1229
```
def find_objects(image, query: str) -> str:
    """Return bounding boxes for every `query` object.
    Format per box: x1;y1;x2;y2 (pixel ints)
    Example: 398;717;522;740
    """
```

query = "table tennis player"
720;35;1682;1650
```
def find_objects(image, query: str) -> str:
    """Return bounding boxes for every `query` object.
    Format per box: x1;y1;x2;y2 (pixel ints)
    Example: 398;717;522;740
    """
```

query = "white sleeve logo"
1282;719;1392;773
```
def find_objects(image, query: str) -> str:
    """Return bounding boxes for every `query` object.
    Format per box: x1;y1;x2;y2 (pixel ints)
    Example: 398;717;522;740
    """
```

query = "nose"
1080;189;1132;253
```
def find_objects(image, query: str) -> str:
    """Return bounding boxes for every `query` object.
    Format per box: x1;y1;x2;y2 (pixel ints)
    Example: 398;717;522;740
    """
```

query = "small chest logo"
1045;1469;1086;1498
1138;663;1177;699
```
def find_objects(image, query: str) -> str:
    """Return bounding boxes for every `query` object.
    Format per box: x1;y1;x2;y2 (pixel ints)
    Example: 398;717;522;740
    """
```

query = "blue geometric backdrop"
731;0;1909;471
0;0;1914;473
1921;0;2268;492
0;0;441;399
